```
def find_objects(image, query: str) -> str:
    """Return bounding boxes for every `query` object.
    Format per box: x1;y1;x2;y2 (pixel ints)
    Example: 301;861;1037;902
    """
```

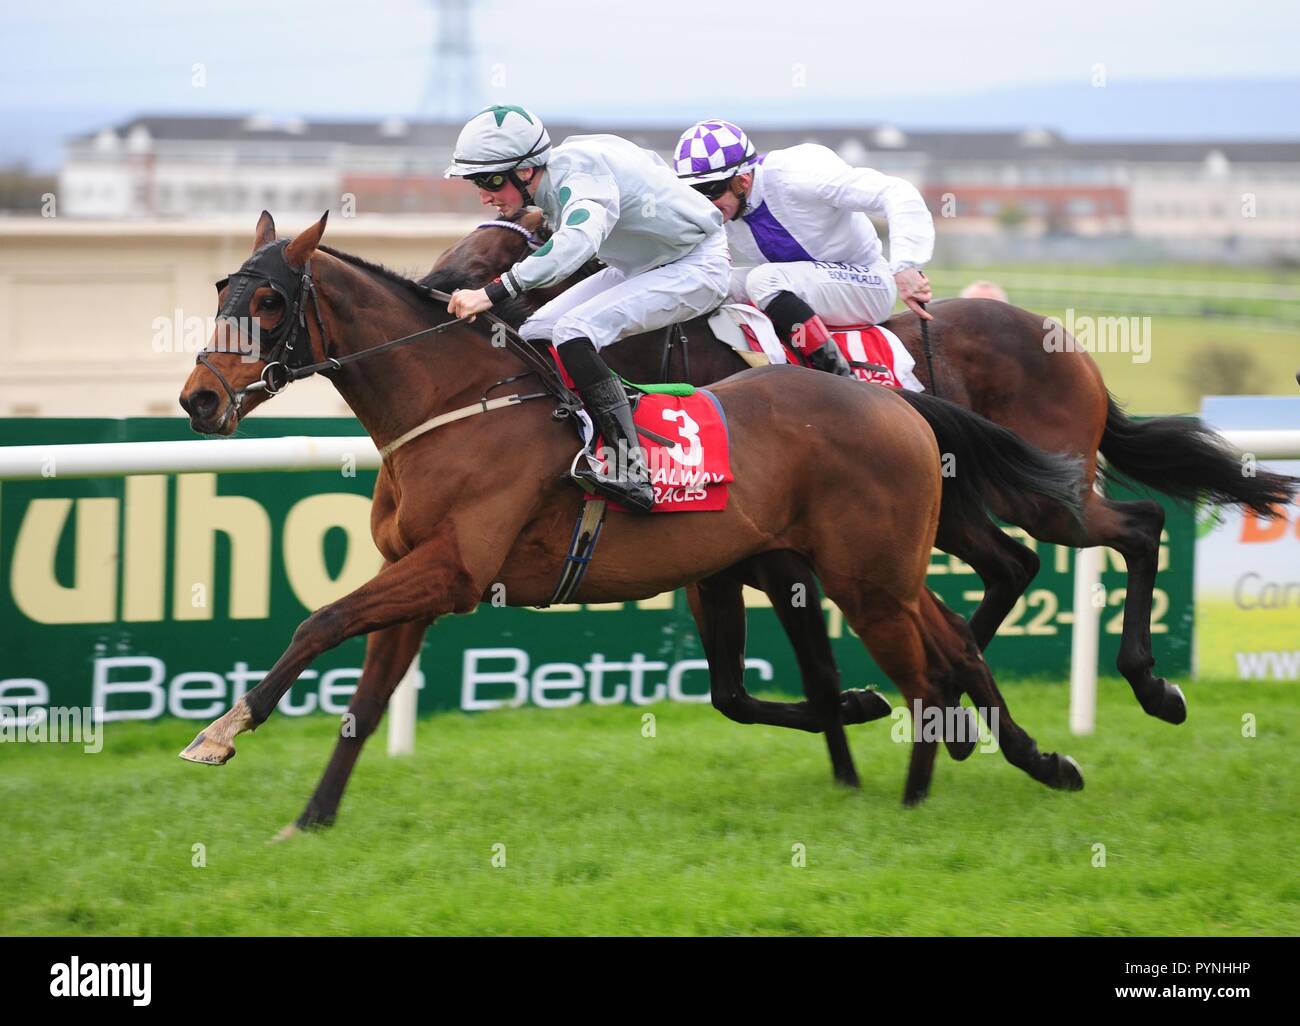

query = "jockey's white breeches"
729;257;898;326
519;232;731;351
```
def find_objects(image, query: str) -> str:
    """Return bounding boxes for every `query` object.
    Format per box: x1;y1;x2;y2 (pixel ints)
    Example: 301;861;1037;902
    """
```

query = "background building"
57;114;1300;263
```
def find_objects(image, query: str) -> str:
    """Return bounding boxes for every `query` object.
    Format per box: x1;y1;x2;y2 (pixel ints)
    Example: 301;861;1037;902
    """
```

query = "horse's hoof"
1153;681;1188;725
178;731;235;765
1051;754;1085;791
268;823;301;845
842;687;892;724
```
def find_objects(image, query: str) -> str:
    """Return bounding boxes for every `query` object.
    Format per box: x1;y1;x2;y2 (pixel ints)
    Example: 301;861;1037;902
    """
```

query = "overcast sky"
3;0;1297;117
1;0;1297;168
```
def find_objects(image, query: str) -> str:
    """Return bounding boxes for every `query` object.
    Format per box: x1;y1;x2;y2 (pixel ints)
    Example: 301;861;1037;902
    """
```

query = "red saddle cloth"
776;324;906;388
598;390;733;513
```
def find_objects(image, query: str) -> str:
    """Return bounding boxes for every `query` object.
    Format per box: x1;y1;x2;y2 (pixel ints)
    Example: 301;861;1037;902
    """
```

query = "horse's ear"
252;210;277;252
285;211;328;267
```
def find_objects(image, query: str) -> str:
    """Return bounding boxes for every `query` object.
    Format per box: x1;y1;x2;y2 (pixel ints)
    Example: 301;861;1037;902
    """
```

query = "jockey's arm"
451;172;619;320
811;155;935;272
500;172;618;297
806;150;936;317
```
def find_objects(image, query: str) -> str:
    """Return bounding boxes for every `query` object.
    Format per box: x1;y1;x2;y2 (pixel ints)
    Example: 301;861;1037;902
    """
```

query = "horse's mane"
316;243;533;327
417;266;534;328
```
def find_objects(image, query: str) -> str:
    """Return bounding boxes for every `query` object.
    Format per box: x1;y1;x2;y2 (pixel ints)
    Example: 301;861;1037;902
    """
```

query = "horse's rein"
197;244;581;451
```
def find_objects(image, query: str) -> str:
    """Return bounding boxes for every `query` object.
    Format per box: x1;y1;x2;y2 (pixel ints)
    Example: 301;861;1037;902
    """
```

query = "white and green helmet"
443;104;552;179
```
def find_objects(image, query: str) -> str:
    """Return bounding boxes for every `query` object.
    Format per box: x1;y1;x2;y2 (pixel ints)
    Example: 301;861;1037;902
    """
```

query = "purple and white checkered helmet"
673;119;757;182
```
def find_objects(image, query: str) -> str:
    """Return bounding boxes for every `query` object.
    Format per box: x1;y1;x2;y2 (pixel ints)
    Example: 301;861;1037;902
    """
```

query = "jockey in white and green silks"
446;105;730;513
674;119;937;377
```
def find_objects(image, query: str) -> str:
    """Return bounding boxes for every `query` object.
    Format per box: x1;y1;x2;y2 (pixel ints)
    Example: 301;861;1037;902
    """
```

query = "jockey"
446;105;730;513
673;120;936;377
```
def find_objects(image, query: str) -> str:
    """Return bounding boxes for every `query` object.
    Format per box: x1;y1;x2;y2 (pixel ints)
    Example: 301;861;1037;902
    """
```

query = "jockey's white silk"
520;231;730;351
726;144;935;276
507;134;726;293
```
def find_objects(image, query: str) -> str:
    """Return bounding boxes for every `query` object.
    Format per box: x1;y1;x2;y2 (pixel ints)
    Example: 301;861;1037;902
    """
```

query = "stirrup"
569;451;654;512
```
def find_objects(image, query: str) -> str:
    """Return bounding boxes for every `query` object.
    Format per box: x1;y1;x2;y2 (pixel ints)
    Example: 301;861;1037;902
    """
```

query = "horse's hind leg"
1013;488;1185;724
815;581;943;805
923;593;1084;792
279;618;429;838
749;551;893;725
1095;496;1185;723
935;514;1040;651
685;572;860;787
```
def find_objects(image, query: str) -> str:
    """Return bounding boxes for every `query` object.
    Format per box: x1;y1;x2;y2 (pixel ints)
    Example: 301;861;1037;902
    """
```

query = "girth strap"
538;497;609;608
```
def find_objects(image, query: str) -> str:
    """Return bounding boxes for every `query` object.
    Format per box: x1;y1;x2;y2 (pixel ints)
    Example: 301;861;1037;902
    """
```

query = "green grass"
1;678;1295;936
1197;600;1300;680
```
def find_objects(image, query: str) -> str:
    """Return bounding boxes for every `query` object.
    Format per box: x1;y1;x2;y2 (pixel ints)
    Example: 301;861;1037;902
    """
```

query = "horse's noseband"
198;240;334;425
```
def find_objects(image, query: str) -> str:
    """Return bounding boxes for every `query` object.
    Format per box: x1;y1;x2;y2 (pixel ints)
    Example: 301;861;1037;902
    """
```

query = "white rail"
1;428;1296;748
0;435;379;480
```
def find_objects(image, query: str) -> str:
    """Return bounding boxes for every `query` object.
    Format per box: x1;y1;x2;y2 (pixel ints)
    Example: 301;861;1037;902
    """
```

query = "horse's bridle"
197;240;337;432
197;237;580;436
473;218;546;251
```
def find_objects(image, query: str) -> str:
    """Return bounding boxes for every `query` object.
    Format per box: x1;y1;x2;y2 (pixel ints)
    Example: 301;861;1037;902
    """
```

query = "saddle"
706;304;925;391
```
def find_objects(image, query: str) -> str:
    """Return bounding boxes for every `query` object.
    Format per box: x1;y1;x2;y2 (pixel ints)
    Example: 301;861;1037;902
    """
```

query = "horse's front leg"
180;538;476;765
279;617;429;838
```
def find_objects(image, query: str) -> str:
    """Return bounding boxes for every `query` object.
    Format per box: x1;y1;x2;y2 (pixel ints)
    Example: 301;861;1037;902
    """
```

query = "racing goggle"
691;178;732;201
469;171;511;192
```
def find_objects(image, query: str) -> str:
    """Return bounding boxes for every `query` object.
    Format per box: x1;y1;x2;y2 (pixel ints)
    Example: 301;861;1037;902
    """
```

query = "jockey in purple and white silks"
446;105;731;513
673;119;936;377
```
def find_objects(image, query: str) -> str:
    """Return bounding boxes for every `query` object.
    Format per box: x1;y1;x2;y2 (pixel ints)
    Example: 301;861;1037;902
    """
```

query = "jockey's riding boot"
764;291;856;378
806;335;856;377
556;336;655;513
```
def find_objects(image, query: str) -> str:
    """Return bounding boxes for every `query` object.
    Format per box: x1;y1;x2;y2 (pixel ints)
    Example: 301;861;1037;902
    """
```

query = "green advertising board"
0;419;1194;723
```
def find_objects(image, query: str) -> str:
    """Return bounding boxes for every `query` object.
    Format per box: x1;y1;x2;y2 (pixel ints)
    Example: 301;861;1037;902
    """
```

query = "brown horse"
440;209;1297;730
178;211;1088;822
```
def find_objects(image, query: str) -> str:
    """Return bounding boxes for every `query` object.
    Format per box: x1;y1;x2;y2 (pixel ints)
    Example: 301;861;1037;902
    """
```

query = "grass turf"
0;677;1295;936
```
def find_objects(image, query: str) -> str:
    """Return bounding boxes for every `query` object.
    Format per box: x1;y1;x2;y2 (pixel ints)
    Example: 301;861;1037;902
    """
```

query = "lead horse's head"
179;210;330;434
428;206;548;286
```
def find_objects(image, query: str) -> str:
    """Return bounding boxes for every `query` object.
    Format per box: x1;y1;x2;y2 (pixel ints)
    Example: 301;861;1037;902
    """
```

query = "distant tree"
0;165;57;214
1179;344;1265;401
996;203;1028;232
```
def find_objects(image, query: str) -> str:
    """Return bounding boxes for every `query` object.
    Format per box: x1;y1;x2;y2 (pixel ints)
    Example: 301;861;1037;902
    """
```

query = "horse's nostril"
182;389;220;420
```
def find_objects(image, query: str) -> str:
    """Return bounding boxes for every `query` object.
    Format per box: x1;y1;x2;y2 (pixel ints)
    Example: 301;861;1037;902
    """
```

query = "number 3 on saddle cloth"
549;346;734;513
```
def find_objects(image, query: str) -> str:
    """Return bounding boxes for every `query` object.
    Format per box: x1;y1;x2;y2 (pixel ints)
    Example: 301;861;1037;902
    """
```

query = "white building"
59;115;1300;255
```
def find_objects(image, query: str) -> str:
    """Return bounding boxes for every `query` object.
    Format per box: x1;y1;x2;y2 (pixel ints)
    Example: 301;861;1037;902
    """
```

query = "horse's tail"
1098;394;1296;516
897;390;1086;526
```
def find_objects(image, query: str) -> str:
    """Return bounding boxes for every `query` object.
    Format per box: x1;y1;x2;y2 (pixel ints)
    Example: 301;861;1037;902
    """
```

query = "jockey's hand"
895;267;934;320
448;287;493;322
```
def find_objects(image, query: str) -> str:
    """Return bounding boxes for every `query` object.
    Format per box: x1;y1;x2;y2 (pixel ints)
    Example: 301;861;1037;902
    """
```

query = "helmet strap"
508;168;536;208
729;174;753;221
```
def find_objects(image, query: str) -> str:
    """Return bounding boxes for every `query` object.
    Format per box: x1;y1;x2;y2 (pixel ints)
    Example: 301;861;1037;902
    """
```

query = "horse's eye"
258;295;280;310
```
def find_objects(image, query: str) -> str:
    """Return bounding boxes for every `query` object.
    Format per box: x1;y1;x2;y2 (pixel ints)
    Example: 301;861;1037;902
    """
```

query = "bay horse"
440;209;1297;730
178;211;1089;822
